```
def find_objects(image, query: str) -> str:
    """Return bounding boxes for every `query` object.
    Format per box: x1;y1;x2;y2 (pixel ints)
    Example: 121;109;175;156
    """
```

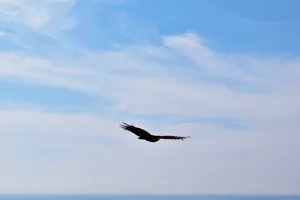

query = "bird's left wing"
120;122;152;137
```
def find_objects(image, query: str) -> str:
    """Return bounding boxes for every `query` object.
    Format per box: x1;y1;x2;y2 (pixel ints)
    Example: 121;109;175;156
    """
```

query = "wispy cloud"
0;0;76;30
0;0;300;195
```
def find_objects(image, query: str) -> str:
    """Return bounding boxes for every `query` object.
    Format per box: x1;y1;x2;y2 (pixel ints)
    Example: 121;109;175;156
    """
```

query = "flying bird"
120;122;190;143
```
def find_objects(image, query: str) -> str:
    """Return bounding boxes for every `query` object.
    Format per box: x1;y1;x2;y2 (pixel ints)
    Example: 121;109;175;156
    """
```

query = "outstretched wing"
158;135;190;140
119;122;153;138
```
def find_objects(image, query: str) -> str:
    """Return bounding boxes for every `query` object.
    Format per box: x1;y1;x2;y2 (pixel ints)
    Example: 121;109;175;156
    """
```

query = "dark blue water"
0;195;299;200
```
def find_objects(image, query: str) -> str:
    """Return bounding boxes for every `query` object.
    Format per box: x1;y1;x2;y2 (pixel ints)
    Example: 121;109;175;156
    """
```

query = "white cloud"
0;109;299;194
0;0;77;30
0;52;92;92
2;33;299;124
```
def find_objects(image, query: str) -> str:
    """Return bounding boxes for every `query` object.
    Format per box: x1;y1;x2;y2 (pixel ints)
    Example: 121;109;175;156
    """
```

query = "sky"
0;0;300;195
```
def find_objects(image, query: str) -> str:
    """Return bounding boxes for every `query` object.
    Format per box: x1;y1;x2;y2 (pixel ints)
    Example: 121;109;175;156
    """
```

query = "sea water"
0;195;299;200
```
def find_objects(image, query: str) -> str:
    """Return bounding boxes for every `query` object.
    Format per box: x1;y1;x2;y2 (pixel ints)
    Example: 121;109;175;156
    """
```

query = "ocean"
0;195;299;200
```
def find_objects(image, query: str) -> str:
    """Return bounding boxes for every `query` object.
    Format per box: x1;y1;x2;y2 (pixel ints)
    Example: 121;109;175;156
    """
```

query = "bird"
119;122;190;143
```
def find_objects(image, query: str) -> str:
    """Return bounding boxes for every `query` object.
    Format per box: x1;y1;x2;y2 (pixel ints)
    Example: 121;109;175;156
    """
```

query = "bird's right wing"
159;135;190;140
120;122;153;137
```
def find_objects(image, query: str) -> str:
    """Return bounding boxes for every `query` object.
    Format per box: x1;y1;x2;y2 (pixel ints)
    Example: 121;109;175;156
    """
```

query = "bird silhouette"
120;122;190;142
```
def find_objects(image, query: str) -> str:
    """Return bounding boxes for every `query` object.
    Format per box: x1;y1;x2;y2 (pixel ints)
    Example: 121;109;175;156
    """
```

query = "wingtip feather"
119;122;132;130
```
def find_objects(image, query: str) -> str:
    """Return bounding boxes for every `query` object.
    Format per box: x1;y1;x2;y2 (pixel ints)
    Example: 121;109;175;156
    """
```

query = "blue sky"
67;0;300;53
0;0;300;194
